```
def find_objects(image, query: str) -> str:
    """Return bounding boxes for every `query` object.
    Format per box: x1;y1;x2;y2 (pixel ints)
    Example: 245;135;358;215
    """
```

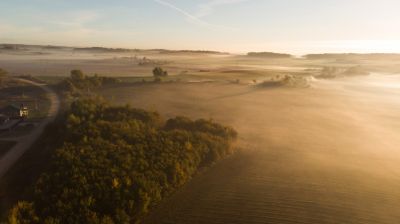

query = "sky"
0;0;400;54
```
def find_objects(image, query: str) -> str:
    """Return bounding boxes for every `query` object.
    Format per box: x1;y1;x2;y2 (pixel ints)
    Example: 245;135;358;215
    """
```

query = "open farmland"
2;46;400;223
98;74;400;224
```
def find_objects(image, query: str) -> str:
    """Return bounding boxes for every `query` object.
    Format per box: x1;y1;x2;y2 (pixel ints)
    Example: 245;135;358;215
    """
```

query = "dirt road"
0;79;60;179
101;74;400;224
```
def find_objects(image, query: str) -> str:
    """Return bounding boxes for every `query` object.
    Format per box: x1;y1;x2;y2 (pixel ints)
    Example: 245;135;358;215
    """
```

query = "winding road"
0;79;60;179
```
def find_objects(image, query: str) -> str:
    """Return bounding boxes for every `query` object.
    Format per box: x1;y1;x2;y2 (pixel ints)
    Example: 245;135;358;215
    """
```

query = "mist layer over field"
1;46;400;223
100;74;400;224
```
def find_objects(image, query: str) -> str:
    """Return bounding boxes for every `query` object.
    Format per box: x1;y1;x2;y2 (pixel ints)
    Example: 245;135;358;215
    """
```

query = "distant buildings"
20;104;29;118
0;104;28;131
0;104;29;120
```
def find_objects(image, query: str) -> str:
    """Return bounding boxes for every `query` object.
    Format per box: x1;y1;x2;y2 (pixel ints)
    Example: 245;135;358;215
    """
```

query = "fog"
100;74;400;223
1;46;400;223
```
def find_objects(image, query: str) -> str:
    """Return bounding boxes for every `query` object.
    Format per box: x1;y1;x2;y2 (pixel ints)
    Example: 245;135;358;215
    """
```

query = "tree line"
59;70;121;95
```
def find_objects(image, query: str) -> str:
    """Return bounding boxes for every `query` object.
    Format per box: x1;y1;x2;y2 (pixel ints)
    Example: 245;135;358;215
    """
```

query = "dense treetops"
9;99;237;224
60;70;120;95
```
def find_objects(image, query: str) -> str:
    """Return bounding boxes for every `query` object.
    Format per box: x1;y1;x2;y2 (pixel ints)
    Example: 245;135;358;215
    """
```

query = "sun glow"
310;40;400;54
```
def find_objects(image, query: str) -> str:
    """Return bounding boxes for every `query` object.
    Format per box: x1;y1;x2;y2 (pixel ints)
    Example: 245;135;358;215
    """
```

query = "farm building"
0;104;29;119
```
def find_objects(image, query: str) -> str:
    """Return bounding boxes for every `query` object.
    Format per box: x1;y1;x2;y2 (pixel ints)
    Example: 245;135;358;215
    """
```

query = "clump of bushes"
60;70;121;94
258;75;312;88
319;66;339;79
152;67;168;82
318;66;369;79
8;99;237;224
343;65;369;76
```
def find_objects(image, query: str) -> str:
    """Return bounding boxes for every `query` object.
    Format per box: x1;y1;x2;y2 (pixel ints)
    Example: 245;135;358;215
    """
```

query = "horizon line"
2;42;400;56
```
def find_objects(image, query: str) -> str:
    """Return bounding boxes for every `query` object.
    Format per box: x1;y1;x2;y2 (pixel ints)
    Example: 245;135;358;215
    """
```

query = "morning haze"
0;1;400;224
1;0;400;53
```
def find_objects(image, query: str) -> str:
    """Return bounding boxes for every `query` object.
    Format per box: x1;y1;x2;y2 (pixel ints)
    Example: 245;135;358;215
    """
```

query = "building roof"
0;105;21;112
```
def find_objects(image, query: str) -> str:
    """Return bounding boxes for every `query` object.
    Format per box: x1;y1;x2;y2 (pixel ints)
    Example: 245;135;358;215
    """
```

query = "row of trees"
62;67;169;90
9;99;237;223
247;52;292;58
60;70;121;95
319;66;369;79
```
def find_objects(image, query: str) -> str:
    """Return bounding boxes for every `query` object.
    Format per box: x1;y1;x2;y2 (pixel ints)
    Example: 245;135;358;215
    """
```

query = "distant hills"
73;48;229;55
0;44;69;50
0;44;228;55
72;47;139;53
1;44;400;59
305;53;400;60
157;49;228;55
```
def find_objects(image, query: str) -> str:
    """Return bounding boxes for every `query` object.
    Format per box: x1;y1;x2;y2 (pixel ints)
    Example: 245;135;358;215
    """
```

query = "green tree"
152;67;168;81
8;201;40;224
70;70;85;81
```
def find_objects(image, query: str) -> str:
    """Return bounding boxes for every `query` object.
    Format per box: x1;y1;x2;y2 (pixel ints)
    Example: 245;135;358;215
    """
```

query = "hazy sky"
1;0;400;53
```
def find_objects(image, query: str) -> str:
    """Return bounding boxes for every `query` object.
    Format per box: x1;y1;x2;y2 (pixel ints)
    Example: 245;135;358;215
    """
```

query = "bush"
258;75;312;88
8;202;39;224
152;67;168;82
152;67;168;77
